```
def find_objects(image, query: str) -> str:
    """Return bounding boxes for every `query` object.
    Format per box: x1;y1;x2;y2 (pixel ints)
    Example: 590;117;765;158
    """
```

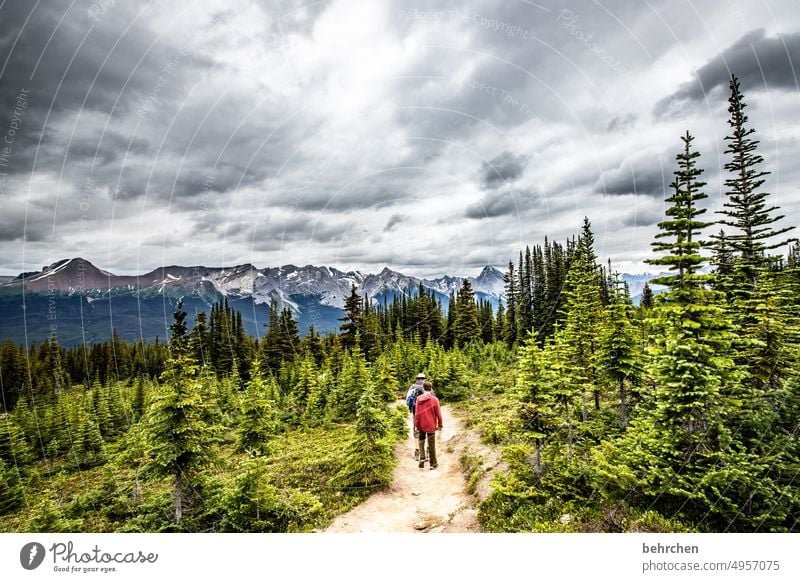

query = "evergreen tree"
599;273;642;426
647;132;712;295
517;249;533;338
503;261;518;346
546;330;580;461
131;376;147;423
452;279;481;347
361;298;384;359
0;413;33;467
189;311;211;366
0;457;24;515
477;299;495;343
237;360;278;456
639;282;654;310
515;332;558;474
217;458;322;532
329;340;370;421
339;284;364;350
71;404;106;468
260;302;300;372
278;308;300;361
559;217;604;415
444;291;457;349
531;245;548;337
717;75;795;291
90;376;112;436
260;301;282;372
427;294;445;344
332;385;393;489
23;492;83;532
373;357;399;403
304;366;330;423
494;300;507;342
145;299;216;525
290;354;319;416
711;230;737;300
301;325;327;366
0;340;26;411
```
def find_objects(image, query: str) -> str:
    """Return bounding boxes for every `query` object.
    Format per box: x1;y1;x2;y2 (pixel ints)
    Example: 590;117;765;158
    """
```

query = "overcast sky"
1;0;798;278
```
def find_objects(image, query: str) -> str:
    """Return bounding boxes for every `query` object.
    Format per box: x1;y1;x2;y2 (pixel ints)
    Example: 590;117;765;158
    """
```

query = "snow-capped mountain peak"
3;259;508;311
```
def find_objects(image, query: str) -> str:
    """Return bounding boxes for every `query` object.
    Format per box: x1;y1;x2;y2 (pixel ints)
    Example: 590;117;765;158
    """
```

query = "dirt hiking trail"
326;404;481;532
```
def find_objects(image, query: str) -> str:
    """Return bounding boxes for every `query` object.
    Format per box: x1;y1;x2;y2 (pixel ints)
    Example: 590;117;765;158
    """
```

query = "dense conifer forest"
1;77;798;532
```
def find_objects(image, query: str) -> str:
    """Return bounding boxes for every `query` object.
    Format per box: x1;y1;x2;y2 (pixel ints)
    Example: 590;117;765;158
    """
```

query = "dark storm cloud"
384;213;409;232
595;154;670;196
0;215;51;242
274;169;421;213
0;200;59;242
655;29;800;117
66;130;151;167
246;213;354;252
464;188;537;219
0;1;214;176
480;151;528;190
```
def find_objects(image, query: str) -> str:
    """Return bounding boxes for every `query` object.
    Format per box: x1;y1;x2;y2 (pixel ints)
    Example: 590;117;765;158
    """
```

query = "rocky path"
326;404;480;532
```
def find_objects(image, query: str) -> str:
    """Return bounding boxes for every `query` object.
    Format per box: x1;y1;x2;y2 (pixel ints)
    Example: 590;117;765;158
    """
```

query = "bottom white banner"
1;533;796;581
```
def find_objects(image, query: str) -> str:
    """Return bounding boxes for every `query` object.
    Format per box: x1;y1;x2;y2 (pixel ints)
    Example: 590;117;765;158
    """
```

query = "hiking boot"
413;449;419;460
418;460;425;468
430;464;438;470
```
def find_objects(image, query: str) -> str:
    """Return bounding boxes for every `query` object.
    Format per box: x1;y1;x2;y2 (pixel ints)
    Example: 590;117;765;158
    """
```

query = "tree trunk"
580;392;587;422
619;378;628;428
174;472;183;524
534;441;542;476
593;388;600;411
133;467;141;504
565;402;574;462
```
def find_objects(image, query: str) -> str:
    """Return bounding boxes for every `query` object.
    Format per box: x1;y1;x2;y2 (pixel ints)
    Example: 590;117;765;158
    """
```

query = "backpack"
406;386;424;413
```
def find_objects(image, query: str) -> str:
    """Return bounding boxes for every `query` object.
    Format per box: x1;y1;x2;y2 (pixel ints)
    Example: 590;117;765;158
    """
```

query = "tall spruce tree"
452;279;481;347
237;360;278;456
517;250;533;338
716;75;795;291
332;384;393;489
339;284;364;350
639;282;654;310
515;332;558;474
290;354;319;416
503;262;518;346
599;273;642;426
146;299;216;525
71;404;105;468
559;217;604;415
647;132;711;295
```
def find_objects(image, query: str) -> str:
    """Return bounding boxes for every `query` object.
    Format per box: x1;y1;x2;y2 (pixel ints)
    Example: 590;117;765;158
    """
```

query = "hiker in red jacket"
414;381;443;470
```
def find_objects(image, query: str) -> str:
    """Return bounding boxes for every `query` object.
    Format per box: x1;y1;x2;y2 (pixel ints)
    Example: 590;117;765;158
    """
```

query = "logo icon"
20;542;46;570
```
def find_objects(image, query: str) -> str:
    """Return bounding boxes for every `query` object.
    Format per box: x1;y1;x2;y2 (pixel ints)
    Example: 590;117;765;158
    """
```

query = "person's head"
416;372;426;383
423;380;432;392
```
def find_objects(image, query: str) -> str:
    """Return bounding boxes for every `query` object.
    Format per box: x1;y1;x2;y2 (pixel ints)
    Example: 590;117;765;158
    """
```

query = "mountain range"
0;258;663;347
0;258;506;347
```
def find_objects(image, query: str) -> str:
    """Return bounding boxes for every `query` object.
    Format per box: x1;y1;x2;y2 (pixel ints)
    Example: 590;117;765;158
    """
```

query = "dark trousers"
418;431;437;466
